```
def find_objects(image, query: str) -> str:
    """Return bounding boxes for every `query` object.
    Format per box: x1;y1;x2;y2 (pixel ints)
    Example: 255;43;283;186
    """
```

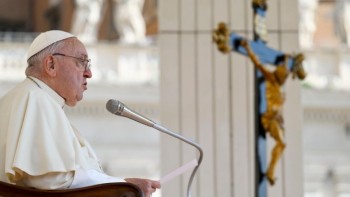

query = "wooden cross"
212;0;306;196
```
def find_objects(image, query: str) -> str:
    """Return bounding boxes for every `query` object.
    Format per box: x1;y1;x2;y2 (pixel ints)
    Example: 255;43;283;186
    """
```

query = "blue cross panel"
229;33;294;70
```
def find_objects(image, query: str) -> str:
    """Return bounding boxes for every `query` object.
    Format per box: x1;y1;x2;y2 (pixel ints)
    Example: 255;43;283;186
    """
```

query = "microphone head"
106;99;124;115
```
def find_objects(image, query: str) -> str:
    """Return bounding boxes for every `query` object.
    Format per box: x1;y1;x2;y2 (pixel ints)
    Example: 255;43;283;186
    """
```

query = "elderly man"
0;30;160;196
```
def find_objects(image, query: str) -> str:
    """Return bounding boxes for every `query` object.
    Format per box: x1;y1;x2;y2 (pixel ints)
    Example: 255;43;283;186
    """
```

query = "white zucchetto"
27;30;75;61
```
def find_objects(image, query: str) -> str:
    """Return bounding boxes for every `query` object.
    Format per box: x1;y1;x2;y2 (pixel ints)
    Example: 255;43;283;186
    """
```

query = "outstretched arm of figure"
240;40;274;81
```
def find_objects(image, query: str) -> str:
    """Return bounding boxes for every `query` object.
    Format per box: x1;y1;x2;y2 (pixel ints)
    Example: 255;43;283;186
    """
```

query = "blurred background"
1;0;350;196
301;0;350;196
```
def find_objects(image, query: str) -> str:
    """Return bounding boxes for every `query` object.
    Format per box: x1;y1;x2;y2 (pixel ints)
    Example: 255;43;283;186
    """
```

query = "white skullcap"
27;30;76;61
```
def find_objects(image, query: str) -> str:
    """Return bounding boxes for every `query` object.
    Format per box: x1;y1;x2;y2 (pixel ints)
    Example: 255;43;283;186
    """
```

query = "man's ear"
43;55;57;77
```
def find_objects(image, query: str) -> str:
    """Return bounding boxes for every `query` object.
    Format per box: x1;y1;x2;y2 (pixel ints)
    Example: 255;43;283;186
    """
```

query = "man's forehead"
63;38;88;57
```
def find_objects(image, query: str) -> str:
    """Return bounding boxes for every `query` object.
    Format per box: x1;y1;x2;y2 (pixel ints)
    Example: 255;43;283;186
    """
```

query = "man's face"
54;38;92;106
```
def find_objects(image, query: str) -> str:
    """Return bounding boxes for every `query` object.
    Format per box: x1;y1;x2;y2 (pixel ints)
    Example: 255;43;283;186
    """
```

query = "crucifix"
212;0;306;196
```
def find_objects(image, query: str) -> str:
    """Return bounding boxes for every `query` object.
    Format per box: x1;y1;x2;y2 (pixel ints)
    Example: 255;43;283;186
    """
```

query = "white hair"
25;40;67;76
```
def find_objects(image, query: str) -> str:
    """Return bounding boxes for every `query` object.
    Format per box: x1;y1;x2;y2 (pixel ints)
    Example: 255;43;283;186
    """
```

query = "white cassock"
0;77;124;189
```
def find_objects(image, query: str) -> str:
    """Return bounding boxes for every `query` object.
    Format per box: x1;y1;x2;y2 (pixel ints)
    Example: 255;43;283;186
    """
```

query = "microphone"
106;99;203;197
106;99;155;127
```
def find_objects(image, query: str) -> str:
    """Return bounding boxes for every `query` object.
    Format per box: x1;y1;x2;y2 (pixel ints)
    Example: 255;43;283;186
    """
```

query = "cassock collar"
28;76;66;108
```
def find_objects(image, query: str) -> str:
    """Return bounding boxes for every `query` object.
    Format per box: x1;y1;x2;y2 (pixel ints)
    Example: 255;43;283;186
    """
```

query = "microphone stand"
106;100;203;197
152;124;203;197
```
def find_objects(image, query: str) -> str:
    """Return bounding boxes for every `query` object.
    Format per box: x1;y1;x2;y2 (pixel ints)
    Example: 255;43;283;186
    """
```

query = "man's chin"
65;95;84;106
65;101;77;107
65;99;79;107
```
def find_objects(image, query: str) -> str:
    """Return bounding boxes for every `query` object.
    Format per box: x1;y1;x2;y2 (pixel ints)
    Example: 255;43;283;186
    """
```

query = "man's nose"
84;68;92;78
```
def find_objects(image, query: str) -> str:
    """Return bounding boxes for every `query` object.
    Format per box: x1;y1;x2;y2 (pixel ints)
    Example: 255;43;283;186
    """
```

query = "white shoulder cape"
0;78;101;183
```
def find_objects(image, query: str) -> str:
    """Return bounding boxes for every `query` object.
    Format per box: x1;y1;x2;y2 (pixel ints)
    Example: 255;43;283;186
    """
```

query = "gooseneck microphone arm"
106;99;203;197
152;124;203;197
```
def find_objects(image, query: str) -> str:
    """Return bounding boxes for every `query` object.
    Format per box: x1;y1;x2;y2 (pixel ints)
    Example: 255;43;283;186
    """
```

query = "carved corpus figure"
241;39;289;185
